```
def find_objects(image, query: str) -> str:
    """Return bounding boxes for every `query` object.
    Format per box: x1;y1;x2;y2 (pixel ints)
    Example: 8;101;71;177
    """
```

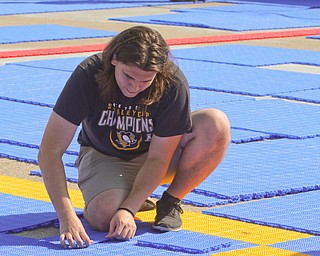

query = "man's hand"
59;215;92;249
107;209;137;240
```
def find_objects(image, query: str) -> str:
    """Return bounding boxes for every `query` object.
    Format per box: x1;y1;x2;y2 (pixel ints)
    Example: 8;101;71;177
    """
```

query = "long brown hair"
96;26;176;105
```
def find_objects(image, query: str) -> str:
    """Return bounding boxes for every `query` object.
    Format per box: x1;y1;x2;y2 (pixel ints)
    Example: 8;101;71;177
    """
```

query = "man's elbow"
37;145;63;168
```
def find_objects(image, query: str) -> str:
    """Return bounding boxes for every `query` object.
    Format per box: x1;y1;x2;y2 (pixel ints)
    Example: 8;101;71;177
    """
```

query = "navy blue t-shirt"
53;53;192;160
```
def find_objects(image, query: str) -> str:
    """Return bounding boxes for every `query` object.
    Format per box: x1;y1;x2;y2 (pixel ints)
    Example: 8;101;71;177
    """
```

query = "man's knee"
84;204;115;231
192;108;231;148
83;189;129;231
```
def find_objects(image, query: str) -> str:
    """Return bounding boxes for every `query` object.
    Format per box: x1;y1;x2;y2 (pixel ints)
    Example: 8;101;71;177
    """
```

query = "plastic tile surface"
110;6;320;31
204;190;320;235
173;44;320;67
0;25;116;44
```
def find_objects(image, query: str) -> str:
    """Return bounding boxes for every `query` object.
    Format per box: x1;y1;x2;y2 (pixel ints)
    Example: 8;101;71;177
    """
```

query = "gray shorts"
75;146;181;206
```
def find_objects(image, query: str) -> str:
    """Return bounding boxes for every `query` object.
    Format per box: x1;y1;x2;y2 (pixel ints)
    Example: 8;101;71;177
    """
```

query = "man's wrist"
118;207;135;217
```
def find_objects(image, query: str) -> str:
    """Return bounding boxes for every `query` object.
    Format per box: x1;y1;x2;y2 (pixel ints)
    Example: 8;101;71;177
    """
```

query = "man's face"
112;59;157;98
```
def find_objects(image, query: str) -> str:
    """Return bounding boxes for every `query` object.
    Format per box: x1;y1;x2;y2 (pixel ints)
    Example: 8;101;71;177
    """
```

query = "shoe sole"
138;197;156;212
152;224;182;232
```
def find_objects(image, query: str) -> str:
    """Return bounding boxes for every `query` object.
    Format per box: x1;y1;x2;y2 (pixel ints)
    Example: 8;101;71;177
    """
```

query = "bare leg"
84;189;130;231
166;108;231;200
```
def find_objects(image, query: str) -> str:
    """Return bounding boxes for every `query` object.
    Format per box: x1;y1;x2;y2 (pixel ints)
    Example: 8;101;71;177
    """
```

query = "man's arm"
38;111;91;248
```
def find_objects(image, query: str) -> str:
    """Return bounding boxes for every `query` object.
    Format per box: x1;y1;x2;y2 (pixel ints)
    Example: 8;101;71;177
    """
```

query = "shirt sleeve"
153;72;192;137
53;64;93;126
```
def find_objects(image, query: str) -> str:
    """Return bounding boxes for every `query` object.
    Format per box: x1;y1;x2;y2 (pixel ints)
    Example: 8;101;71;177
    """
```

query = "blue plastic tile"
0;233;146;256
216;99;320;139
176;4;305;13
271;236;320;255
45;216;107;246
0;99;50;144
0;193;58;233
173;44;320;67
227;0;319;7
151;185;229;207
229;127;274;144
30;166;79;184
0;64;71;106
0;25;116;44
195;138;320;201
0;142;77;166
307;35;320;40
190;88;254;107
177;59;320;97
272;89;320;104
203;190;320;235
110;8;320;31
44;219;255;255
48;220;233;254
0;233;41;246
0;233;64;255
9;57;86;72
190;90;273;143
0;0;182;16
137;230;233;254
134;222;256;254
0;100;80;152
176;4;320;20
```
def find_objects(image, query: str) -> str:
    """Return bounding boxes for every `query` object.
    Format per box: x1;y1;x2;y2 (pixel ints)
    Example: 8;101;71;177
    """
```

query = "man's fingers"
60;233;76;248
107;224;136;240
73;232;86;248
60;234;67;248
60;232;92;249
128;227;136;239
66;233;78;248
107;223;124;238
116;226;130;240
80;231;93;247
120;226;136;240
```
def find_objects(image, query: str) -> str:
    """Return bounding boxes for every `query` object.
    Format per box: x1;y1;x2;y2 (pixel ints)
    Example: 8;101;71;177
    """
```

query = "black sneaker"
152;192;183;232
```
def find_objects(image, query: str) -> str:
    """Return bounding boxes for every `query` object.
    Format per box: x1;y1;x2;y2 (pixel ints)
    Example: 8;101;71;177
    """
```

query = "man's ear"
111;54;117;66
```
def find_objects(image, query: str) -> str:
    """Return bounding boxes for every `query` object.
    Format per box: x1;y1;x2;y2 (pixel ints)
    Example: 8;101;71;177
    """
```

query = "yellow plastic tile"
137;209;311;245
213;245;309;256
0;175;84;208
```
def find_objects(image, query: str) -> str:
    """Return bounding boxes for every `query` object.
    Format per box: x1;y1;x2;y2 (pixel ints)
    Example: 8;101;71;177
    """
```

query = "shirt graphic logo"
110;131;142;150
99;103;152;151
116;131;137;148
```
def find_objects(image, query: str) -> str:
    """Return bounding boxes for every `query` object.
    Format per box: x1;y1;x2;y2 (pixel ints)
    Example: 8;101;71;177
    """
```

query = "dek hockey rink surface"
0;0;320;255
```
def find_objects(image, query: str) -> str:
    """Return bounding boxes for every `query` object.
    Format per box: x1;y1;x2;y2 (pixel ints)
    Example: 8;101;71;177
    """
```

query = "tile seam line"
1;27;320;59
